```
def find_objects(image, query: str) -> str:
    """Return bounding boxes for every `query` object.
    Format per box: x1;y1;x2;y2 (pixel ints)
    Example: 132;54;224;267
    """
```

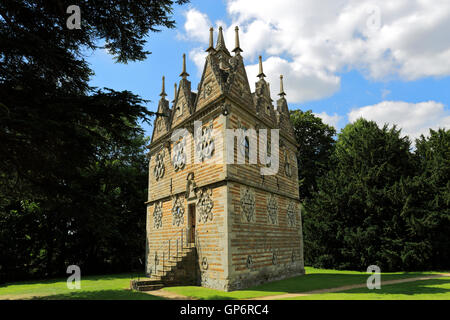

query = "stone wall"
226;181;304;291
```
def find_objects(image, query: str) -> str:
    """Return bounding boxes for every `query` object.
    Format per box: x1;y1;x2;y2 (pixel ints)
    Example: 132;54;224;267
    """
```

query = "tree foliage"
0;0;188;282
302;119;449;271
290;110;336;201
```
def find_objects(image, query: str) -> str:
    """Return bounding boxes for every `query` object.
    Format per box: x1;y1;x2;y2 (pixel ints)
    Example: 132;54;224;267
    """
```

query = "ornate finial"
206;27;215;53
179;53;189;79
232;26;243;54
279;75;286;97
160;76;167;98
216;26;227;50
173;83;177;102
257;55;266;79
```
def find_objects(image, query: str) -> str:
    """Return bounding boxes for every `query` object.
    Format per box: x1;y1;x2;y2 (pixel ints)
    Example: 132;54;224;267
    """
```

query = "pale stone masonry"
145;26;304;291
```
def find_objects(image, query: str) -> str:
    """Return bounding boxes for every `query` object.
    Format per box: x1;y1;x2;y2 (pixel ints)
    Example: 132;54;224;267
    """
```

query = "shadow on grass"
342;278;450;296
30;289;165;300
245;271;441;294
164;271;446;300
0;273;146;289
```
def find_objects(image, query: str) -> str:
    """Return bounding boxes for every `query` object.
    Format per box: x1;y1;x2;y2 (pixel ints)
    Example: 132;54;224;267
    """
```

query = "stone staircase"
130;243;199;292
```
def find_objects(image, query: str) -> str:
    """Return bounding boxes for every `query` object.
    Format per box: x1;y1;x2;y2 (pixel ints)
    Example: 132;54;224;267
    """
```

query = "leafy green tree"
303;119;417;271
0;0;188;281
399;129;450;269
290;110;336;201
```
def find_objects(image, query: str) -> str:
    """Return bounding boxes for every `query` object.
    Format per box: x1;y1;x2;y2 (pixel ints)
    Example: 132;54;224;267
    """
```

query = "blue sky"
86;0;450;140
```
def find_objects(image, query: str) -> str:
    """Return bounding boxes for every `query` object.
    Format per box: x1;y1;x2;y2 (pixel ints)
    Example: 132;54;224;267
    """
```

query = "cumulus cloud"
348;101;450;140
313;112;343;130
245;56;340;103
181;1;450;103
188;47;208;77
180;8;211;43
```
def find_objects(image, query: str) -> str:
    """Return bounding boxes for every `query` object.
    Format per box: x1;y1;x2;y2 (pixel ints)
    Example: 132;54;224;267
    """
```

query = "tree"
399;129;450;270
290;110;336;200
0;0;188;281
303;119;417;271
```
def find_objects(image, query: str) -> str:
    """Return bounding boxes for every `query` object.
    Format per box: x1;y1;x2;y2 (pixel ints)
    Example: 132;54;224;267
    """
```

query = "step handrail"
150;227;191;276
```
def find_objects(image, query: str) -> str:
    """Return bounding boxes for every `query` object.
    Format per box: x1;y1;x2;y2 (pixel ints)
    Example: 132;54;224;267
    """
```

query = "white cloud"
348;101;450;140
188;47;208;77
313;112;343;129
245;56;340;103
180;8;211;43
180;1;450;103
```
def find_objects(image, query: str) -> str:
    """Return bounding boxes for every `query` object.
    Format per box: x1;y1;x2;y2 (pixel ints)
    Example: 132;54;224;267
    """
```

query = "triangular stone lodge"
140;26;304;291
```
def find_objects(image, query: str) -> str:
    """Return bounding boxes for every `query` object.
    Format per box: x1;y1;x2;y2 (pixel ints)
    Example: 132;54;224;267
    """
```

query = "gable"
171;80;194;128
195;55;225;111
226;56;255;112
151;99;170;143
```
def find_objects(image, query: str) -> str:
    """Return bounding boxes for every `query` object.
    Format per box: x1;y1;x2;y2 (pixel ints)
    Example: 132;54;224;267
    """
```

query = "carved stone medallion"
153;201;163;229
197;188;214;223
240;187;255;223
195;123;214;162
172;139;186;171
204;83;212;99
287;201;297;227
172;195;185;226
267;194;278;225
153;152;165;180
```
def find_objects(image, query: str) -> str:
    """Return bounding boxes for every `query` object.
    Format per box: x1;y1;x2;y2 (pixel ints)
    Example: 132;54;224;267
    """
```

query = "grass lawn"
285;278;450;300
0;273;163;300
163;267;448;300
0;267;448;300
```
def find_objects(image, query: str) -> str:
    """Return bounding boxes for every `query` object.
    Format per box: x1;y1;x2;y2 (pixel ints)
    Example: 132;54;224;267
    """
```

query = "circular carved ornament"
201;257;209;270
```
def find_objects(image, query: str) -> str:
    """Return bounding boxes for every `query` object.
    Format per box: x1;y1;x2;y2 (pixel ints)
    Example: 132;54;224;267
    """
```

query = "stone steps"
131;245;197;292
